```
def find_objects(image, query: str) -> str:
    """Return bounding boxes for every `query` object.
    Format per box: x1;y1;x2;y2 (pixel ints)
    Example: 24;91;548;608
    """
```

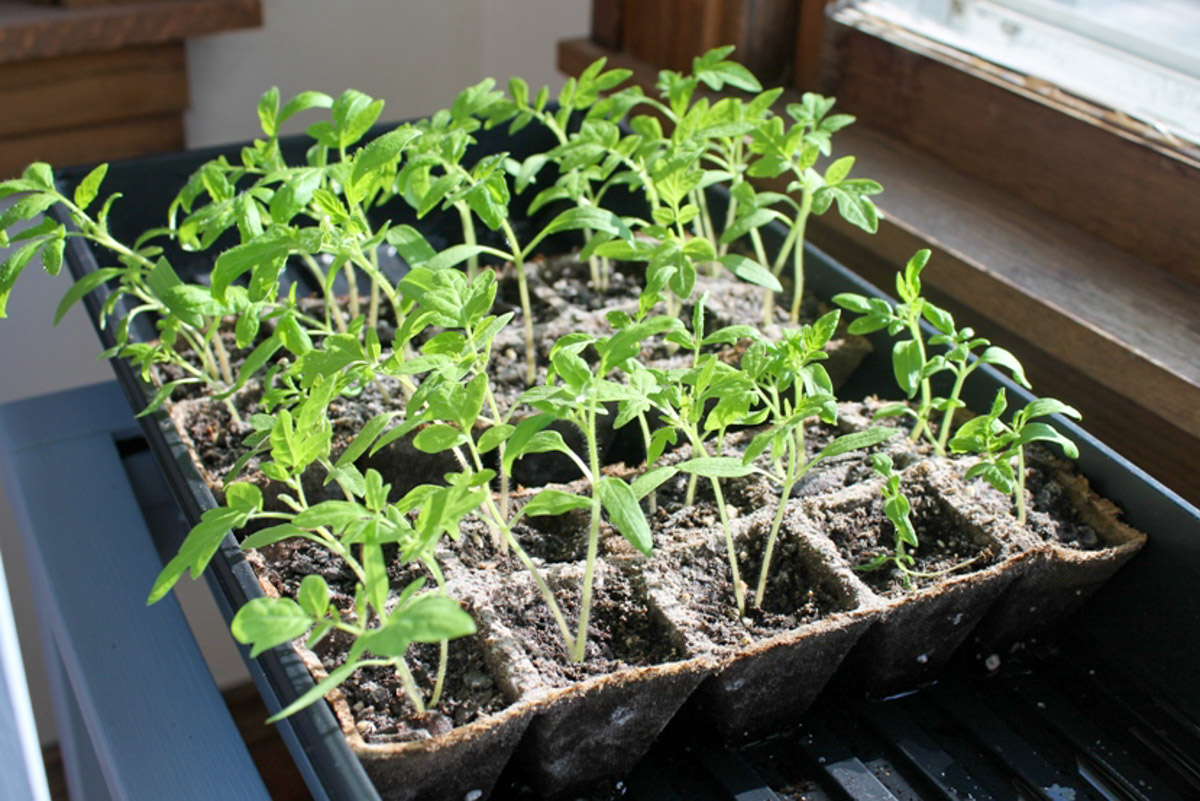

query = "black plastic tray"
54;121;1200;800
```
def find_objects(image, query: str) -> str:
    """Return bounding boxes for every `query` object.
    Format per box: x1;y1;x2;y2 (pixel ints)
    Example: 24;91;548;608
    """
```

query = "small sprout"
949;389;1081;525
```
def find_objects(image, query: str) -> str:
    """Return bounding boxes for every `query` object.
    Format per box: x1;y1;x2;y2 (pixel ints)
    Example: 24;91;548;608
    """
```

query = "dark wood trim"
823;6;1200;289
793;0;827;91
0;0;262;64
0;43;187;139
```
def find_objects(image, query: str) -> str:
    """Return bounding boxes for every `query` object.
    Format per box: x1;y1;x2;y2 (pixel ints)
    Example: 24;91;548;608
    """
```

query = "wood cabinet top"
0;0;261;64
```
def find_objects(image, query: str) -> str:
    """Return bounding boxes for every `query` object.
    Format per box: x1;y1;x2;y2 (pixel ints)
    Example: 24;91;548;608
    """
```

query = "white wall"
186;0;589;148
0;0;587;747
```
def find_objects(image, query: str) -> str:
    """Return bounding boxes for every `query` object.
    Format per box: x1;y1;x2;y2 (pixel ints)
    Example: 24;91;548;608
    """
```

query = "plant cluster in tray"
0;46;1142;799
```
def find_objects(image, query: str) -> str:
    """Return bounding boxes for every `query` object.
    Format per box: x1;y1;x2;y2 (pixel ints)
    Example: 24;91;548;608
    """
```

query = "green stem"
711;474;744;617
907;316;935;445
430;640;448;709
934;367;970;455
394;658;426;715
1016;446;1028;525
457;202;479;281
343;262;360;326
789;194;812;324
500;219;536;386
571;393;603;664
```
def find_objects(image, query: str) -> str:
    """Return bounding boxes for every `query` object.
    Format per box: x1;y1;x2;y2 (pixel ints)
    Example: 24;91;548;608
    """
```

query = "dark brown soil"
250;539;511;744
651;525;854;649
815;477;1002;596
475;563;687;687
958;447;1103;550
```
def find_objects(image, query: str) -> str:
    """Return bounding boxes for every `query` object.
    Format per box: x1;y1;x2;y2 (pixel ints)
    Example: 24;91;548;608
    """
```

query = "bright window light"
846;0;1200;145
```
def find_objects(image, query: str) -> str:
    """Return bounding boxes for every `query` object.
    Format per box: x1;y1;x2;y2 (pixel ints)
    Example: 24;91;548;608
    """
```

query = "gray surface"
0;548;50;801
0;382;269;800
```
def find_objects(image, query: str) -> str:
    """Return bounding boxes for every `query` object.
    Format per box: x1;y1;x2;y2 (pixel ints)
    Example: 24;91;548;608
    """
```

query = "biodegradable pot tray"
51;117;1159;798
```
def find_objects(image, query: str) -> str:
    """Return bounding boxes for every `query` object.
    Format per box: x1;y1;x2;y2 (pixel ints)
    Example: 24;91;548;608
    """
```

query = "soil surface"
813;476;1002;596
250;539;511;744
461;561;687;687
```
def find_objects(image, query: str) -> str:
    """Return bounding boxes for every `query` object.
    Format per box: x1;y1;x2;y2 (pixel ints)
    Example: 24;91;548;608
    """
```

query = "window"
847;0;1200;146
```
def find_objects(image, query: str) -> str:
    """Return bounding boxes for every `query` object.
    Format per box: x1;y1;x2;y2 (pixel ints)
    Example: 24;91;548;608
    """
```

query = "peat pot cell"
246;546;530;801
812;463;1017;693
297;634;534;801
466;561;710;798
648;510;878;743
952;450;1149;652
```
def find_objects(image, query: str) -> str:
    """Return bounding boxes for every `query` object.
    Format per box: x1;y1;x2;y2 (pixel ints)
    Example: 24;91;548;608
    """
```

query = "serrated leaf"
72;163;108;210
522;489;593;517
336;412;401;468
351;127;421;188
675;456;753;478
597;477;651;556
231;597;312;658
148;506;243;603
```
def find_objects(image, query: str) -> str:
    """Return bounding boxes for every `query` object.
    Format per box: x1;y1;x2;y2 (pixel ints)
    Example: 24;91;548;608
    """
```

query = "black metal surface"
64;118;1200;801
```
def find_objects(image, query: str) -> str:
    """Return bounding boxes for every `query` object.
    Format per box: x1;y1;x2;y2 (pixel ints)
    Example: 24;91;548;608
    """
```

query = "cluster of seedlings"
0;48;1079;725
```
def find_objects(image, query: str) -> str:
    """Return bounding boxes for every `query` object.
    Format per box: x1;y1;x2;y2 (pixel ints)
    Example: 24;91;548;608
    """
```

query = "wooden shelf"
0;0;260;176
558;37;1200;506
0;0;260;64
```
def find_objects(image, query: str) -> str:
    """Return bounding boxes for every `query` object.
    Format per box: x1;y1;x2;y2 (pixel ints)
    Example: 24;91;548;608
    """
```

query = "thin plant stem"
711;475;744;617
394;658;426;715
789;194;812;324
571;390;603;664
456;202;479;281
500;219;536;385
935;368;970;455
430;640;449;709
343;262;360;325
1016;446;1028;525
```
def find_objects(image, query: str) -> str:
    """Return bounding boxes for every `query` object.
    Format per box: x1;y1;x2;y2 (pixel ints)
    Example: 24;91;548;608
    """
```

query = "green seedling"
854;453;920;589
512;319;677;662
396;124;634;385
834;250;1029;453
740;93;881;324
949;388;1081;525
488;57;635;291
148;375;480;719
0;162;263;419
738;311;897;608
